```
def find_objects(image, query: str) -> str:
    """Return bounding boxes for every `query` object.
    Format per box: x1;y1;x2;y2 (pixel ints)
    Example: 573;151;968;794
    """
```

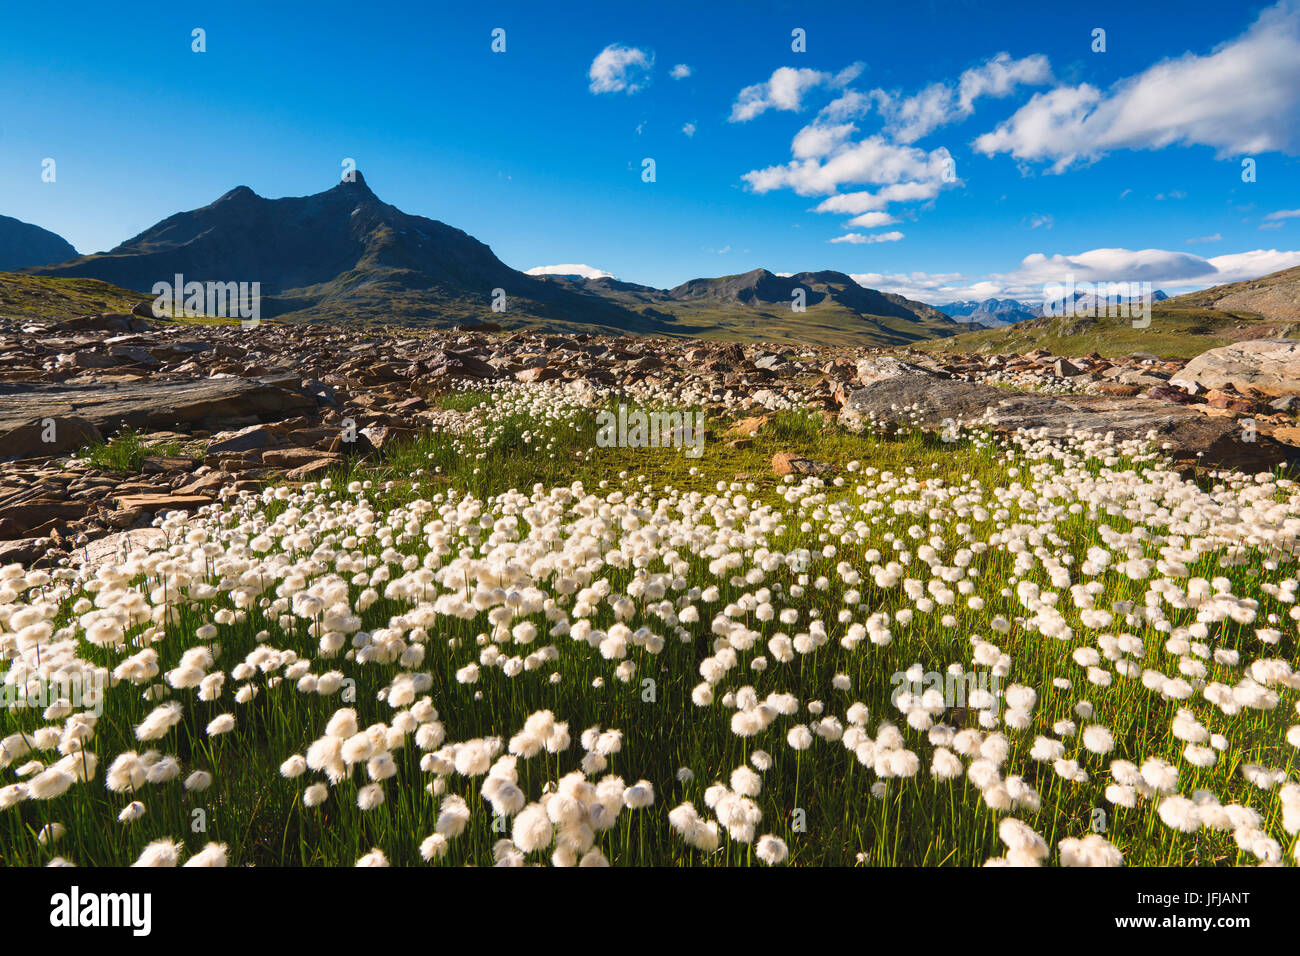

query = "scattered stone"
772;452;834;477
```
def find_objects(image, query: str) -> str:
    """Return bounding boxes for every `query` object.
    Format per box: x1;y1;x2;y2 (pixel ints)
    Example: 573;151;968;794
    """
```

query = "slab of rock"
0;499;90;536
206;424;278;455
113;493;215;512
838;374;1299;471
262;448;341;468
1172;340;1300;397
421;350;497;379
772;452;834;477
0;378;316;435
0;416;101;461
854;355;934;387
72;528;169;570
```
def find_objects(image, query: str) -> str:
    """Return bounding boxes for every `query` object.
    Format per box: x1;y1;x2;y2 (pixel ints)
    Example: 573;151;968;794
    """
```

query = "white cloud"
830;230;905;244
974;2;1300;171
682;122;696;137
850;245;1300;304
589;45;654;94
1201;248;1300;282
844;211;898;229
743;135;954;197
729;64;861;122
814;181;943;215
1186;233;1222;243
526;264;616;280
670;63;692;79
791;122;858;159
872;53;1052;143
737;56;1039;237
1265;208;1300;220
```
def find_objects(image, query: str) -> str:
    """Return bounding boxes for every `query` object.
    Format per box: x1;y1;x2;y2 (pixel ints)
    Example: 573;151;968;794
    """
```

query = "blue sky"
2;0;1297;303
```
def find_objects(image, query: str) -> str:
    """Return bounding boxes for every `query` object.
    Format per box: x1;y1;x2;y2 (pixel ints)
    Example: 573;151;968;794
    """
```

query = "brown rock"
0;416;101;461
262;448;341;468
113;493;214;512
772;452;834;477
284;459;336;480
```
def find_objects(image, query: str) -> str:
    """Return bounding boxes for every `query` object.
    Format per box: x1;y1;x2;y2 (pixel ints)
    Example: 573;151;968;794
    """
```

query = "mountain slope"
19;176;960;345
0;215;78;271
1162;264;1300;321
541;267;962;347
23;174;668;333
0;274;151;322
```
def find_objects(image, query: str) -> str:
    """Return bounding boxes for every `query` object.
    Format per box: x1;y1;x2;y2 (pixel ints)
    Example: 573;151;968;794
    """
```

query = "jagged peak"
330;170;376;197
216;185;259;202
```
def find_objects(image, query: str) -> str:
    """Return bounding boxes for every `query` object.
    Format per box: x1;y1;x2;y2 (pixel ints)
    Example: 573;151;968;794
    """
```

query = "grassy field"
2;383;1298;867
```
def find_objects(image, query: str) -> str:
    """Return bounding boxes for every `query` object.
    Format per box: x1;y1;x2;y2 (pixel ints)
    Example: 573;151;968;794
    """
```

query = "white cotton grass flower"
1059;834;1123;866
355;847;389;867
183;842;229;867
755;834;789;865
133;838;182;867
206;714;235;736
1081;725;1114;755
420;833;450;861
512;803;553;853
135;702;183;742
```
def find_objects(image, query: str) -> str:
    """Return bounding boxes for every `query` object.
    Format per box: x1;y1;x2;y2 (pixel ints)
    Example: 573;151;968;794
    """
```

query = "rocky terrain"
2;309;1297;570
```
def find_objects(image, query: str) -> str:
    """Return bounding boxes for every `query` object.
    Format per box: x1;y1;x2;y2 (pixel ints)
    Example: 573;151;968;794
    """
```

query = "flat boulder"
1172;340;1300;397
838;374;1298;472
853;355;936;387
0;377;316;436
0;416;101;461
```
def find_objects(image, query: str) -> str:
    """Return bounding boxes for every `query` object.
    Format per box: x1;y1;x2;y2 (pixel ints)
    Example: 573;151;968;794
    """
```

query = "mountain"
22;173;666;334
933;298;1039;328
540;267;963;346
1041;288;1168;317
1162;265;1300;322
0;215;77;271
20;175;959;345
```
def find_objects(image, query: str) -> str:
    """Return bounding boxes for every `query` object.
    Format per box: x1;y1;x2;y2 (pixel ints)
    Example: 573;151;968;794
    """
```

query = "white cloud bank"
525;264;616;280
850;246;1300;304
974;1;1300;171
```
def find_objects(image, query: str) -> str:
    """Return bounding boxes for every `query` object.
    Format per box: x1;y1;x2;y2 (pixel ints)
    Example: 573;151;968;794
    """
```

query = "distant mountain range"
932;298;1041;328
934;290;1171;327
0;215;78;272
541;268;963;344
7;175;1294;344
16;174;961;346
